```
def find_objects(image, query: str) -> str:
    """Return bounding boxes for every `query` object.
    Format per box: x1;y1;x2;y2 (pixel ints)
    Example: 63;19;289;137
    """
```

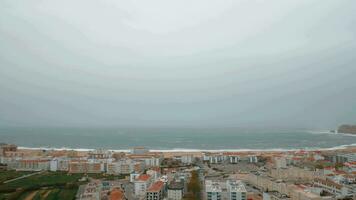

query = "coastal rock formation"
338;124;356;134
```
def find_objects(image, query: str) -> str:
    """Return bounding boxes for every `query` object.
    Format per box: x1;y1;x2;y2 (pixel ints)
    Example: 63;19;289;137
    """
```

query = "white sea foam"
17;143;356;153
337;133;356;137
306;130;356;138
306;130;335;134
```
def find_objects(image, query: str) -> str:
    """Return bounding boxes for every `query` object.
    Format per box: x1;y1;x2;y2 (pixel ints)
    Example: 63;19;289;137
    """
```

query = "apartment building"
133;174;153;197
205;180;222;200
146;181;165;200
49;157;70;171
226;180;247;200
128;154;162;167
7;159;50;171
313;178;353;198
336;153;356;163
88;149;112;160
0;144;17;156
269;167;318;181
167;180;184;200
69;161;104;173
107;159;145;175
274;157;287;169
172;155;194;165
205;179;247;200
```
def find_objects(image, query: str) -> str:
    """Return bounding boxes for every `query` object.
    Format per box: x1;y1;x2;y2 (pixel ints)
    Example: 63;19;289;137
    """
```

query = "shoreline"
17;143;356;153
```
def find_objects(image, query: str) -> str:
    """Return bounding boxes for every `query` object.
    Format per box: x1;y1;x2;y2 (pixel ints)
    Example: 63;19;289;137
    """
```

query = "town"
0;144;355;200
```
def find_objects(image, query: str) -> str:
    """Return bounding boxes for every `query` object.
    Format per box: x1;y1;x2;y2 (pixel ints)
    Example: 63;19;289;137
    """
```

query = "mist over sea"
0;127;356;151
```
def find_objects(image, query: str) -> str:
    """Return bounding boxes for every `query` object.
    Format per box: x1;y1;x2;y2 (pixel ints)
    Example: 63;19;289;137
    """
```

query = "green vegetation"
334;162;344;170
183;170;201;200
0;171;32;183
0;171;125;200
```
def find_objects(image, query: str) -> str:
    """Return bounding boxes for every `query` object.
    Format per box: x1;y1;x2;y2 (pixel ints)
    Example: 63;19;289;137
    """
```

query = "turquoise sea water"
0;127;355;150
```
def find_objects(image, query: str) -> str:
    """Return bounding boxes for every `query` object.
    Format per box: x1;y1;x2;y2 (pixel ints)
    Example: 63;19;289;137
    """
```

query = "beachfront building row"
324;153;356;164
1;146;162;174
205;179;247;200
6;159;51;171
203;153;259;164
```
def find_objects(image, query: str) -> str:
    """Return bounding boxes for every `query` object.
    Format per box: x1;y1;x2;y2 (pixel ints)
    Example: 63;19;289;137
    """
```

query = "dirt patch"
42;190;51;199
24;191;38;200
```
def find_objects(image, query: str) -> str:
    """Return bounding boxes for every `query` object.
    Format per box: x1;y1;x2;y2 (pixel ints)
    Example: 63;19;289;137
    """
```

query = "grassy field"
0;171;126;200
0;171;32;183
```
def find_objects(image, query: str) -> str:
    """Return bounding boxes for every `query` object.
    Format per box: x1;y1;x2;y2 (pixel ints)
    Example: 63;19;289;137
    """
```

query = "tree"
184;170;201;200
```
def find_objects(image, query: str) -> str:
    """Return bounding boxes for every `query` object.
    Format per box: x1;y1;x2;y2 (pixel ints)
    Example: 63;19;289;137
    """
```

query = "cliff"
338;124;356;134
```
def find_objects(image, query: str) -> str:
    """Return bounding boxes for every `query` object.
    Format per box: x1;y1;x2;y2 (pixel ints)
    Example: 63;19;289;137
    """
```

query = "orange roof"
334;170;346;175
110;188;124;200
137;174;151;181
345;161;356;166
223;152;242;156
147;181;164;192
324;166;334;170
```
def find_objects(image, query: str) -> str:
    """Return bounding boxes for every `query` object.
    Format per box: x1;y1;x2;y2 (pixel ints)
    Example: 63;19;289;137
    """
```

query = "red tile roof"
147;181;164;192
137;174;151;181
345;161;356;166
110;188;124;200
324;166;334;170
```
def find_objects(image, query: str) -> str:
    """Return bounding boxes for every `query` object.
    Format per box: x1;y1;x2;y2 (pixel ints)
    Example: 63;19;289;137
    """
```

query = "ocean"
0;127;356;151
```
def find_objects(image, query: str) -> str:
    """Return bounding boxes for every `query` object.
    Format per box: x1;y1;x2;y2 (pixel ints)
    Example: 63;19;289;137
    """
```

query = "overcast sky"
0;0;356;129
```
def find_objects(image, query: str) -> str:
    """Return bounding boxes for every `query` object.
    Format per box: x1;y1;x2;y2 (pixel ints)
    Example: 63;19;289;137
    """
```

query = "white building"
274;157;287;169
8;159;50;171
313;178;353;198
146;181;164;200
336;153;356;163
206;179;247;200
205;180;222;200
173;155;194;165
133;174;153;197
167;180;184;200
50;159;58;171
226;180;247;200
143;157;161;167
248;155;258;163
209;154;226;164
229;156;240;164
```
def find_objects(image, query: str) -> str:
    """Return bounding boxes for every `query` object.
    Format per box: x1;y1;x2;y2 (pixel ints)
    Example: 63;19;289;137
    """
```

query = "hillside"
338;124;356;134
